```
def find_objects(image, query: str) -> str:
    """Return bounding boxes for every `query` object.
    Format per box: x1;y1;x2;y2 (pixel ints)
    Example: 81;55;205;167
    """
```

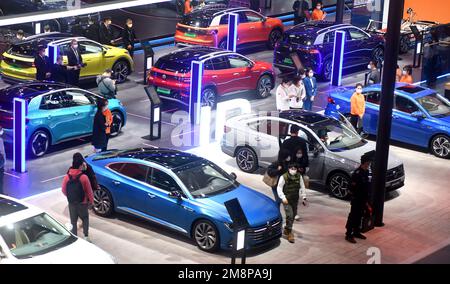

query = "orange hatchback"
175;7;284;50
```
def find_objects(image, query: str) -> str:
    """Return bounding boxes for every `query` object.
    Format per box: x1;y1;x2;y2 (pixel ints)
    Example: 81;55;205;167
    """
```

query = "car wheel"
328;172;351;199
372;47;384;65
218;38;227;50
112;60;129;84
322;59;332;81
109;111;123;137
256;75;273;99
267;29;282;49
93;186;114;217
430;135;450;159
235;147;258;173
29;130;50;158
201;87;217;108
193;220;220;252
399;35;410;54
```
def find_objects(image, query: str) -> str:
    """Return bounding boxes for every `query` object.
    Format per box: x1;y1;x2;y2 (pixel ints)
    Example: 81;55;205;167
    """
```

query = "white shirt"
288;83;306;109
277;174;307;201
276;84;291;111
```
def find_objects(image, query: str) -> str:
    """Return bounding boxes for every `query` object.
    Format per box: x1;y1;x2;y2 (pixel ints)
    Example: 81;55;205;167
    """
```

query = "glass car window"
324;31;335;44
150;168;181;193
228;55;251;68
108;163;124;173
365;91;381;105
238;12;248;24
416;94;450;117
204;59;214;71
64;90;94;106
220;15;229;25
119;163;148;183
311;118;366;151
348;28;369;40
79;42;102;54
40;93;62;110
211;56;229;70
395;96;419;114
245;11;262;22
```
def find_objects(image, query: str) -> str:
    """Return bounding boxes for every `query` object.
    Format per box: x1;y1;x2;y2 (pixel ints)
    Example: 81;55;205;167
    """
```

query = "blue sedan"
85;148;282;252
0;82;126;157
325;83;450;158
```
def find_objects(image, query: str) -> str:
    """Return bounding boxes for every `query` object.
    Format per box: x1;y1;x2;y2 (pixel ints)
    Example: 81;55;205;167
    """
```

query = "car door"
225;54;254;93
146;167;195;232
78;40;103;78
345;27;371;66
246;118;280;167
63;89;96;136
392;94;429;144
206;56;233;95
363;90;382;134
236;11;250;45
106;162;154;214
243;10;267;43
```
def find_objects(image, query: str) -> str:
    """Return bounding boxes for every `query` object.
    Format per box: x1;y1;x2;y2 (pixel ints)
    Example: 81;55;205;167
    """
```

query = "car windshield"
176;161;238;198
416;93;450;117
0;213;76;259
311;118;366;151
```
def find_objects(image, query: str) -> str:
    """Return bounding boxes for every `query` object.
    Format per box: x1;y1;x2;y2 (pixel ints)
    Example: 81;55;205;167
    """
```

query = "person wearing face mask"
303;68;317;111
92;99;109;152
350;83;365;134
366;61;380;85
267;149;292;209
399;65;414;84
66;39;85;86
345;152;373;243
62;153;94;242
289;75;306;110
86;18;100;42
99;17;114;45
311;1;326;21
277;163;307;243
122;18;137;58
276;77;294;111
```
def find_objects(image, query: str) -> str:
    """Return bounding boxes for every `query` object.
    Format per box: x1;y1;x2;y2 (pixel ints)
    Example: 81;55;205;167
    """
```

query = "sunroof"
0;197;28;217
397;85;426;94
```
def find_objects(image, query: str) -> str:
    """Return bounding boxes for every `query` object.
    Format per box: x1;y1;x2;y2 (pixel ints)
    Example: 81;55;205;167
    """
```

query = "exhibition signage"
13;98;26;173
331;30;346;86
144;86;162;141
224;198;250;265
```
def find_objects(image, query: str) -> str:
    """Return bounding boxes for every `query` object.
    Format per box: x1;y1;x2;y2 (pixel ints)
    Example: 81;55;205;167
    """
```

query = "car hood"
330;140;403;169
433;115;450;128
12;239;115;264
194;185;280;227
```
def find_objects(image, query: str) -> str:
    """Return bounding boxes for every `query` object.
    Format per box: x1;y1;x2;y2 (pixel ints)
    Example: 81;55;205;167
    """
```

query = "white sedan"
0;195;115;264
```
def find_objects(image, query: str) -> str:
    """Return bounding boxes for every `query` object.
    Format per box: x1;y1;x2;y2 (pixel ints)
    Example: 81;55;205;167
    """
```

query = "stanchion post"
189;61;204;125
227;13;239;52
331;30;345;86
13;98;26;173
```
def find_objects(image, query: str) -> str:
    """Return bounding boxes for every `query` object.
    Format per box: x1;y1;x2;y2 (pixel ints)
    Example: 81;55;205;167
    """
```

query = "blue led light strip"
189;61;204;125
331;30;345;86
13;98;26;173
227;13;239;52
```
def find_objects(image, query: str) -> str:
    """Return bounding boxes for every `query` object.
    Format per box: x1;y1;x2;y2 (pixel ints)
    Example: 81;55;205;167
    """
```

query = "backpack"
66;174;85;204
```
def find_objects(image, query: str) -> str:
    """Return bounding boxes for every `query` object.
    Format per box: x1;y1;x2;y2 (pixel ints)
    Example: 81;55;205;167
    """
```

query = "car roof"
287;21;353;35
0;195;44;228
279;110;332;126
161;46;235;62
366;83;436;99
0;81;70;101
94;148;204;170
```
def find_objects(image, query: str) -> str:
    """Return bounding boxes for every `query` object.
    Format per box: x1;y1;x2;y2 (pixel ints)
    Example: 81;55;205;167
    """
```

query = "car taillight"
208;29;218;35
327;97;335;104
308;49;320;54
224;125;231;133
179;76;190;83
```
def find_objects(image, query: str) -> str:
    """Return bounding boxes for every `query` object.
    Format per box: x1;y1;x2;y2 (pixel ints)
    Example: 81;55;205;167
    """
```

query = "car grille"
3;57;33;68
386;164;404;182
247;218;282;244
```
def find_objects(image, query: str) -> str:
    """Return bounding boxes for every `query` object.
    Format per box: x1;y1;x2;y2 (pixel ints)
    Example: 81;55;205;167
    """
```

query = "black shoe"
353;233;367;240
345;236;357;244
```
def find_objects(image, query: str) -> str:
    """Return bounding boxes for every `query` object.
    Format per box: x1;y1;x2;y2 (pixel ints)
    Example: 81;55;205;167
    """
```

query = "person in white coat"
276;77;293;111
289;75;306;109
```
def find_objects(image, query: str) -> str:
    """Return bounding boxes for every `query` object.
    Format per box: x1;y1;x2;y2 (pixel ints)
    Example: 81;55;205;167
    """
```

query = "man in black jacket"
66;39;84;86
281;124;309;170
34;46;51;81
85;18;100;42
293;0;310;25
51;55;68;83
99;17;113;45
122;18;137;58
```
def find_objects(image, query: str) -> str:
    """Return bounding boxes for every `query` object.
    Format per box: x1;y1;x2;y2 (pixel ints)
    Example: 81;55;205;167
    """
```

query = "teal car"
0;82;126;157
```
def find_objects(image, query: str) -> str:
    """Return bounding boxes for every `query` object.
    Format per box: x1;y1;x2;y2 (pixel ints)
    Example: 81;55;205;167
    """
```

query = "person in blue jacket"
303;68;317;111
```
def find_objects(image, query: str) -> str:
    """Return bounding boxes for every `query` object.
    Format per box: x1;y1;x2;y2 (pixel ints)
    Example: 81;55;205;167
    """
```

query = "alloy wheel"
218;40;227;50
113;61;129;83
257;76;273;98
93;187;112;216
323;60;332;81
110;112;123;137
372;47;384;65
236;148;256;172
201;88;217;108
399;36;409;54
269;30;282;49
432;136;450;158
194;222;217;251
329;173;350;199
31;131;49;157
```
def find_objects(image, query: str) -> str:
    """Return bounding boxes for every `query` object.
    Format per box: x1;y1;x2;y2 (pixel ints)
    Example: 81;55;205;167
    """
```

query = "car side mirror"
230;172;237;180
168;191;182;199
261;17;267;23
411;111;425;119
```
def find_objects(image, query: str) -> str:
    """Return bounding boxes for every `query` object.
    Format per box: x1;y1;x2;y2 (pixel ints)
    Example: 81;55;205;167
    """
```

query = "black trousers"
0;168;4;195
350;114;363;133
67;69;81;86
294;17;307;25
68;203;89;237
345;200;364;236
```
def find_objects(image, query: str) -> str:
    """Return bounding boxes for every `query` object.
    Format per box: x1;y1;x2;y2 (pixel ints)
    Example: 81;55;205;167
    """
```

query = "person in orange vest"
103;102;113;149
350;83;365;134
184;0;193;15
311;1;327;21
399;65;414;84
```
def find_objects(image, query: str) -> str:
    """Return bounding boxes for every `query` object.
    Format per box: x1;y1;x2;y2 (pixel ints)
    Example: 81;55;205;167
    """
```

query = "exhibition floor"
22;142;450;264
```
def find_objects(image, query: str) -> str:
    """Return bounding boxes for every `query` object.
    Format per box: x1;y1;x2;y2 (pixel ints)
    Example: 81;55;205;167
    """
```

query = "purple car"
274;21;385;80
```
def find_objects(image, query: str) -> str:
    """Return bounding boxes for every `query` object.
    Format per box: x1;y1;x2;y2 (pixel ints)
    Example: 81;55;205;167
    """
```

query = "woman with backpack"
62;154;94;241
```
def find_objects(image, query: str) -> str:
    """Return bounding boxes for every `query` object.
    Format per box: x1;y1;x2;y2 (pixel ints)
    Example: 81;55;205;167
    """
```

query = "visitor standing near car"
66;39;84;86
86;18;100;42
62;154;94;241
266;149;291;208
311;1;326;21
400;65;414;84
72;152;100;192
276;77;293;111
345;153;373;244
277;163;307;243
34;46;51;81
303;68;317;111
350;83;365;134
43;25;51;34
122;18;137;58
50;55;68;83
250;0;260;12
92;99;109;152
99;17;114;45
13;29;25;43
293;0;310;25
96;69;117;98
0;127;5;195
289;75;306;110
367;61;380;85
184;0;193;15
281;124;309;168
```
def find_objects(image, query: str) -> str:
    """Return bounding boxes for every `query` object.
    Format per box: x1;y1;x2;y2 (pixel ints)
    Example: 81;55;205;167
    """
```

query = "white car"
0;195;115;264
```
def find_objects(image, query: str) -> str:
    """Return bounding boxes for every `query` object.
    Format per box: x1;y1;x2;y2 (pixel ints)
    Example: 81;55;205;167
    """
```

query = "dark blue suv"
274;21;385;80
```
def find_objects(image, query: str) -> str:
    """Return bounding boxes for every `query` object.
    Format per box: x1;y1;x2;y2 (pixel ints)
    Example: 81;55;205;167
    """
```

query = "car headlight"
224;222;234;232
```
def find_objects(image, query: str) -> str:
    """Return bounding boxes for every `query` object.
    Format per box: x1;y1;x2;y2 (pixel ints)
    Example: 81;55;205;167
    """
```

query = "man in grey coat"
96;69;117;98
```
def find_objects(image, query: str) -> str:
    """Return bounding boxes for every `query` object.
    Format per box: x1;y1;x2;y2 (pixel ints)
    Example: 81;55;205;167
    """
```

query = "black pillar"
372;0;405;226
335;0;346;24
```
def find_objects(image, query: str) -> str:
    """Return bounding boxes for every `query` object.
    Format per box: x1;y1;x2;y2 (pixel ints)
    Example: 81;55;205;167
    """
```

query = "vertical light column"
227;13;239;52
13;98;26;173
189;60;204;125
331;30;345;86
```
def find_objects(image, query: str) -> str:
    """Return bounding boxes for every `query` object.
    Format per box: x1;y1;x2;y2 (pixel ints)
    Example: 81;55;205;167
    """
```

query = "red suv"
147;47;275;107
175;7;284;49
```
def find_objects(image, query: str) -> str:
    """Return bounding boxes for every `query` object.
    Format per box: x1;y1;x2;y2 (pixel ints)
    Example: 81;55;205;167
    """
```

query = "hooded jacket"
62;168;94;204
